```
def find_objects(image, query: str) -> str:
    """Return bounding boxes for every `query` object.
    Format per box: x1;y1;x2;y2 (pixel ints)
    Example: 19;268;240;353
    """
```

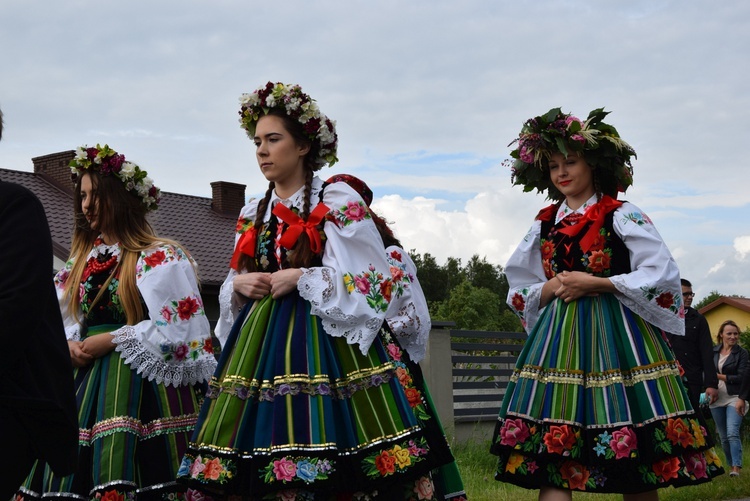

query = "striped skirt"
490;294;724;493
19;324;203;501
177;293;459;500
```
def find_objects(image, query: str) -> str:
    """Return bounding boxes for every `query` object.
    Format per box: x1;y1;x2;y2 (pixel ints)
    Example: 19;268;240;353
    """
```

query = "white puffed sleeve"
608;202;685;336
110;244;217;387
215;201;258;348
384;246;431;363
54;260;84;341
298;181;391;355
505;220;548;332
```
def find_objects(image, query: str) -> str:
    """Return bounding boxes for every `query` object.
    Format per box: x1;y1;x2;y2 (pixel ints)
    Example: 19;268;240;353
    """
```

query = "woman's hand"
555;271;615;303
80;333;116;359
270;269;303;299
736;398;747;417
68;340;94;368
233;272;272;300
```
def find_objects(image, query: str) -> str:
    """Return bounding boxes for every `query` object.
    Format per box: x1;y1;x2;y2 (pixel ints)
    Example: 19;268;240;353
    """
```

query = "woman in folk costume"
489;108;723;500
324;173;468;501
176;82;461;501
19;145;217;499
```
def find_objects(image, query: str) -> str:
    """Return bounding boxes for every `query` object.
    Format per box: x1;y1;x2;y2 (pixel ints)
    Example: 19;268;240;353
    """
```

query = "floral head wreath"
508;107;636;201
69;144;160;211
239;82;338;170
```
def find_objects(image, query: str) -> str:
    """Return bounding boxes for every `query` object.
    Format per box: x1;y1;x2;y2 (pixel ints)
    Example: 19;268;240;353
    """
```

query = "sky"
1;0;748;302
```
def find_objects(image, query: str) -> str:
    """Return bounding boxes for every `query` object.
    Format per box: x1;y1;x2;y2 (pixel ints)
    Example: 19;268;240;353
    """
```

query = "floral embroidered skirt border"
490;294;724;494
177;294;462;500
19;324;203;500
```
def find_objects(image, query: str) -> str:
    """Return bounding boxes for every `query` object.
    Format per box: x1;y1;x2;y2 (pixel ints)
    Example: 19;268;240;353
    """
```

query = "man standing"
666;278;719;413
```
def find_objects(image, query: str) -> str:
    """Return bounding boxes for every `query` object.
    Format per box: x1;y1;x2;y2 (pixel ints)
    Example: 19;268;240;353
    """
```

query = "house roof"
0;167;239;290
698;296;750;316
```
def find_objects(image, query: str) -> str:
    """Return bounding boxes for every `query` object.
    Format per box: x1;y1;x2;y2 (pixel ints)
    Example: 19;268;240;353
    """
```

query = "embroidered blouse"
505;194;685;336
217;176;429;360
55;238;216;387
383;245;431;363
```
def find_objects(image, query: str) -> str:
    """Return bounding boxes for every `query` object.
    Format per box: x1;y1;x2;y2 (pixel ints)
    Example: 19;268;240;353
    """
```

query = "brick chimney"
210;181;246;215
32;150;76;193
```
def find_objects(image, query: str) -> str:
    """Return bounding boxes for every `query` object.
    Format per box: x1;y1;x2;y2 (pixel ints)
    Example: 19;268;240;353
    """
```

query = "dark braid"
238;182;274;273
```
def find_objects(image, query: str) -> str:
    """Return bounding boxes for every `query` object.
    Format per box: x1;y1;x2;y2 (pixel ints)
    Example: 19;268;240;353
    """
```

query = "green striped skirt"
490;294;724;493
20;324;203;500
178;293;458;499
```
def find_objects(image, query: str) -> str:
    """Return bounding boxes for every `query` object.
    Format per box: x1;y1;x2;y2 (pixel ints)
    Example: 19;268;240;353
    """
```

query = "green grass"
452;439;750;501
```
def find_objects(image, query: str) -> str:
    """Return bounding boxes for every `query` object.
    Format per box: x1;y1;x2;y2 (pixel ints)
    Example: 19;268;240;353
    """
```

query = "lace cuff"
65;324;81;341
111;325;216;387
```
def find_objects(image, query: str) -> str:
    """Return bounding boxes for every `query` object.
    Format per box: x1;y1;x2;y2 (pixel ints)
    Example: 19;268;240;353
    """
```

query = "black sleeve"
729;348;749;388
0;183;56;370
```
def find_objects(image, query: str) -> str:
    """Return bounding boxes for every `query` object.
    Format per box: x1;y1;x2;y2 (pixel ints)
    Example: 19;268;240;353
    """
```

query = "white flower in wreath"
265;94;276;108
120;161;136;179
74;147;88;162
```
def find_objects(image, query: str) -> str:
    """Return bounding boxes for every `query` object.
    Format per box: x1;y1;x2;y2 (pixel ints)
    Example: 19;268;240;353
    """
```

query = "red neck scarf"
556;195;622;253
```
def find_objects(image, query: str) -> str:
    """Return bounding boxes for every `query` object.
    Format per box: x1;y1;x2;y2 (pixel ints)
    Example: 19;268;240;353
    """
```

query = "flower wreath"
70;144;160;211
508;107;636;201
239;82;338;170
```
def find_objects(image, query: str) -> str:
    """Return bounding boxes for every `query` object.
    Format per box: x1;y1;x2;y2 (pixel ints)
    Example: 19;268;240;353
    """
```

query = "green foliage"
409;251;522;332
694;290;722;310
432;281;516;331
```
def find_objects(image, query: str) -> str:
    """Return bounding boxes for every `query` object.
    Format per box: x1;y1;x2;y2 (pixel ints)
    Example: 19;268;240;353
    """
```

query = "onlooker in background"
0;108;78;497
710;320;748;477
666;279;719;412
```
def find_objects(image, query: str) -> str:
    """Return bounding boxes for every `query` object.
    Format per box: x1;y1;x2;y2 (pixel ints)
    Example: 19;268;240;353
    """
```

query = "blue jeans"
710;404;744;467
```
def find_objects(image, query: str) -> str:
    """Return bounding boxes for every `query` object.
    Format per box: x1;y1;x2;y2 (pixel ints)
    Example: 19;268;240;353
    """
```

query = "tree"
409;251;450;304
432;281;522;332
694;290;722;311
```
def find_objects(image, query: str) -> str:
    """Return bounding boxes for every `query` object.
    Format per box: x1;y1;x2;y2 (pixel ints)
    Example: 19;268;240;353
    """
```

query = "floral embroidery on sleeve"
386;249;414;300
620;211;653;226
328;200;371;228
640;286;681;314
157;295;206;325
136;246;186;279
160;336;213;363
342;265;392;313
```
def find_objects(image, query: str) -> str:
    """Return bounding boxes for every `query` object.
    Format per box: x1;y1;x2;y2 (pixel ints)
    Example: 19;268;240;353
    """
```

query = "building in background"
699;296;750;338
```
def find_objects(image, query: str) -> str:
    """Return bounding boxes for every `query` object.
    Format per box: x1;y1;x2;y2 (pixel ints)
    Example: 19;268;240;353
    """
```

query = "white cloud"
734;236;750;260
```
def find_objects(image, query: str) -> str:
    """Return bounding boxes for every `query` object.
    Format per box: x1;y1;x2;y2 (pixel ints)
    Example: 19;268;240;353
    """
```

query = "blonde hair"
716;319;740;345
64;172;196;326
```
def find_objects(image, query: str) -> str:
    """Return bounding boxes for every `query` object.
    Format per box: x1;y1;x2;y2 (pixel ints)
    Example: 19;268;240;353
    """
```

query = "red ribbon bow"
230;227;258;271
272;202;330;253
557;195;622;254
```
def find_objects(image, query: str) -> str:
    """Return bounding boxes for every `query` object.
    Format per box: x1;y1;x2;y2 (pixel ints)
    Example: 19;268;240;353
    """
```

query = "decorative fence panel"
450;329;527;424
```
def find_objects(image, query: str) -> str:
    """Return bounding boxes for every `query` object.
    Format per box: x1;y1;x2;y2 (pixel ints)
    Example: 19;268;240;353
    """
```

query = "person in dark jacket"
709;320;749;477
665;279;719;412
0;108;79;496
